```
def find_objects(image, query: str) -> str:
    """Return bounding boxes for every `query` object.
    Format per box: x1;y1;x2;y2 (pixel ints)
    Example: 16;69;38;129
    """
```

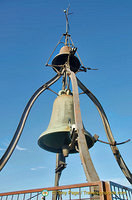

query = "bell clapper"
75;145;79;153
69;124;78;151
62;145;69;157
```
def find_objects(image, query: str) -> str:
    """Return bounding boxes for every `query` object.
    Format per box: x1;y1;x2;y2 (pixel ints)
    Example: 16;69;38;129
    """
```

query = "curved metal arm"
0;74;62;171
77;78;132;184
69;71;99;182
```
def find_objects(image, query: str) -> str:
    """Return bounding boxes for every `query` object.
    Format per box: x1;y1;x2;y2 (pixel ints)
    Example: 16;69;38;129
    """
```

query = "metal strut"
69;70;100;183
97;138;131;146
52;153;66;200
77;78;132;184
0;74;62;171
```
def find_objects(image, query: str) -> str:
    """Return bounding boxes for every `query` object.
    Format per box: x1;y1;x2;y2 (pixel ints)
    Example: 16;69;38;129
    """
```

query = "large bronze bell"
38;90;95;156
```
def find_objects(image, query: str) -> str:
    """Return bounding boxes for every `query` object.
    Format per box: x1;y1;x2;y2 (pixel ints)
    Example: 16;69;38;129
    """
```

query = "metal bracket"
55;161;67;173
97;138;131;146
69;128;78;150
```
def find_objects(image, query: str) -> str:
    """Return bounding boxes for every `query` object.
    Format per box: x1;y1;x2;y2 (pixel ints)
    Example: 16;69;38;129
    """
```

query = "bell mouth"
52;53;81;73
38;130;95;154
38;131;78;154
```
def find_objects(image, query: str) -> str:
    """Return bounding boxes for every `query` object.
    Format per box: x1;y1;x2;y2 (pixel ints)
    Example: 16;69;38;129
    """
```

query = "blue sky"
0;0;132;192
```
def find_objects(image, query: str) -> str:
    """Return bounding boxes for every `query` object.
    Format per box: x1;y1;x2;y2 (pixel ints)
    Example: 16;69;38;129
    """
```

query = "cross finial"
64;6;73;45
64;6;70;34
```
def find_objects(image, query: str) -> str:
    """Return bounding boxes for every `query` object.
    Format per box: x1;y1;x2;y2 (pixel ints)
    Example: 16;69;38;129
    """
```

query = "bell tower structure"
0;8;131;200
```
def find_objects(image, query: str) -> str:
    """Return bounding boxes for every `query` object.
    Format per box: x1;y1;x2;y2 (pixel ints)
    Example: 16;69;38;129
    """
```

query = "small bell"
52;46;81;73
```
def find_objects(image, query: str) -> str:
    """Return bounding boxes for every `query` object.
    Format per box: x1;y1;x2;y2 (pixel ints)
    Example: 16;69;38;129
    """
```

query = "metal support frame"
1;58;131;190
1;7;131;200
69;70;100;182
1;4;131;187
0;74;62;171
52;153;66;200
77;78;132;184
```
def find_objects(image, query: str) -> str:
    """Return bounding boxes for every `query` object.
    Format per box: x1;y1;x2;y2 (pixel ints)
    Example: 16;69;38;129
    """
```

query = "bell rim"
52;53;81;73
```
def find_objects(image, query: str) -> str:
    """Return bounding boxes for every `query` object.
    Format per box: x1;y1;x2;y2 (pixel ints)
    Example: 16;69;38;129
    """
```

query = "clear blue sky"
0;0;132;193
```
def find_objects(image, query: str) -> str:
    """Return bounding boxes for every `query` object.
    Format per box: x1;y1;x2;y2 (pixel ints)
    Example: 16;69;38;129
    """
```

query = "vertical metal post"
30;193;32;200
52;153;66;200
23;194;25;200
117;187;121;199
102;182;112;200
69;189;71;200
125;189;128;200
79;188;81;199
36;193;39;200
17;194;19;200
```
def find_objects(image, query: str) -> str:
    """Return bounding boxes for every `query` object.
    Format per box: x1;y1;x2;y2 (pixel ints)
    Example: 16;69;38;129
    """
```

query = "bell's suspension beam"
69;70;100;182
0;74;62;171
77;78;132;184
